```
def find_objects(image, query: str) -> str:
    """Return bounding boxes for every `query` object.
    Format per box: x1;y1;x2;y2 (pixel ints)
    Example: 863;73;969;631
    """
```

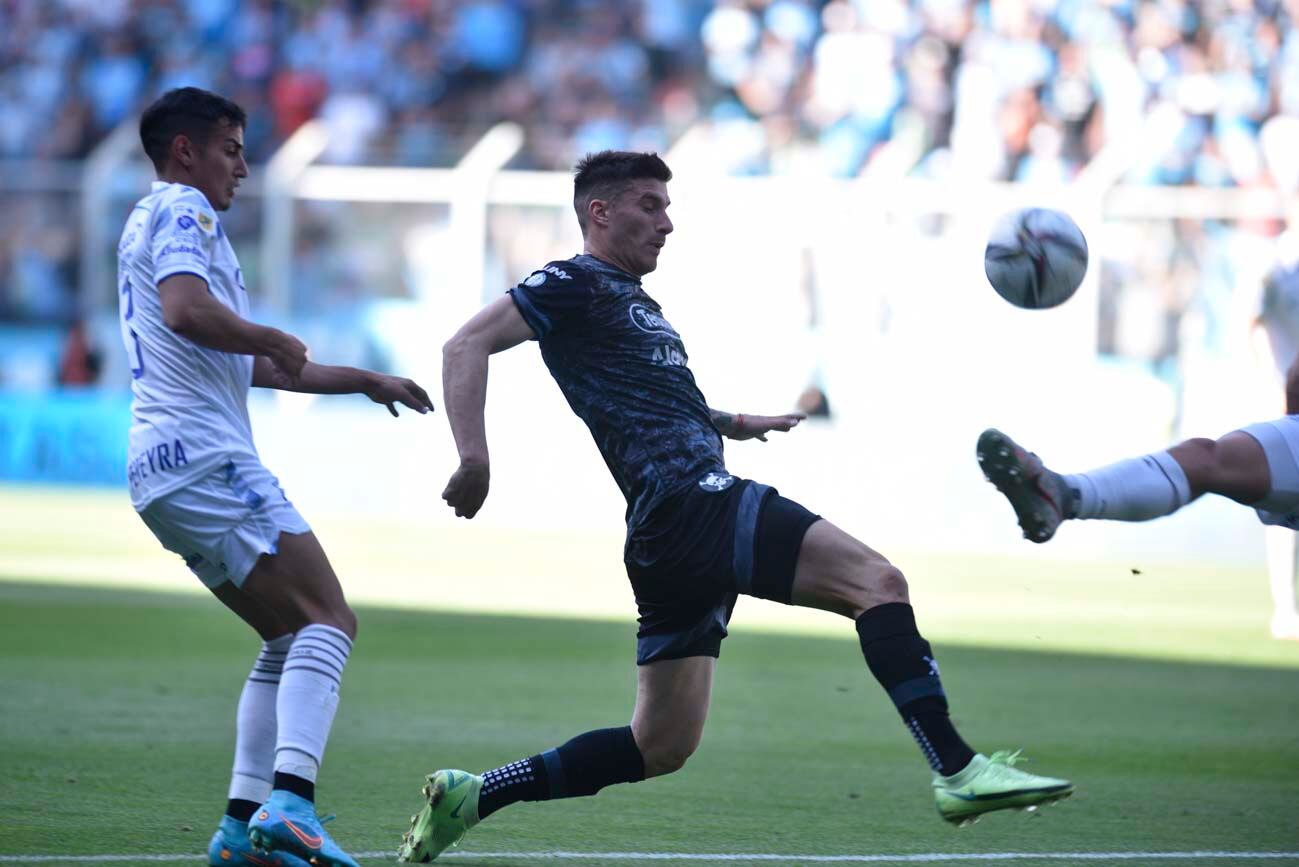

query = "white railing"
9;124;1294;564
55;118;1295;320
79;121;143;309
234;125;1294;567
261;121;330;312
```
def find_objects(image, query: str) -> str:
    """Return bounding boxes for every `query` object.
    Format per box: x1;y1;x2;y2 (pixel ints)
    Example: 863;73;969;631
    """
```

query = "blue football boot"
208;814;312;866
247;791;360;867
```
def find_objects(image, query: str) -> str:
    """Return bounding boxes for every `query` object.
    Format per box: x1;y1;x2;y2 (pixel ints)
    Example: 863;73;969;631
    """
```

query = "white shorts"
1239;416;1299;530
138;457;311;589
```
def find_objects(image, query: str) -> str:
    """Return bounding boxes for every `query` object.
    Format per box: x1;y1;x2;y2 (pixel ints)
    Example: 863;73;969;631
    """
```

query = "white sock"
1065;452;1191;521
275;624;352;783
229;634;294;804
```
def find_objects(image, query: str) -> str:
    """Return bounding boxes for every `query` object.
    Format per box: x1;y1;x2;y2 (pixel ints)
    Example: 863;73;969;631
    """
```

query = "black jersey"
508;253;728;536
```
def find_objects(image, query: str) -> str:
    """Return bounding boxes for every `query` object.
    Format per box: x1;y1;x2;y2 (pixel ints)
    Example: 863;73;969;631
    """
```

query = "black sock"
272;772;315;803
856;603;976;777
477;756;549;820
477;726;645;820
225;798;260;823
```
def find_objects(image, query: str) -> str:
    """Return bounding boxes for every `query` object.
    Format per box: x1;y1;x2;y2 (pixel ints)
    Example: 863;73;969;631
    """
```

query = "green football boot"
397;770;483;863
933;751;1074;826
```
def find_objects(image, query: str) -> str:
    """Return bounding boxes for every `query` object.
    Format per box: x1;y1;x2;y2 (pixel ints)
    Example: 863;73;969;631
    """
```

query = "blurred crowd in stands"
2;0;1298;384
4;0;1298;177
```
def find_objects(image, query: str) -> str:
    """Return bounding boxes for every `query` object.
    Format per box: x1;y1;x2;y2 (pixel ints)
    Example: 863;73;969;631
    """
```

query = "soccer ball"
983;208;1089;309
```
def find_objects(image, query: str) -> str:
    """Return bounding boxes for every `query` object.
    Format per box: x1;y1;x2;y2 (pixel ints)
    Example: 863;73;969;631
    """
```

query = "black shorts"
624;475;821;666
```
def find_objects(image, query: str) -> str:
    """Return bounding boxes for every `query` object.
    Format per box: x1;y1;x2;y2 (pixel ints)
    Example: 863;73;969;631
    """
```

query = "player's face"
608;179;673;276
191;120;248;211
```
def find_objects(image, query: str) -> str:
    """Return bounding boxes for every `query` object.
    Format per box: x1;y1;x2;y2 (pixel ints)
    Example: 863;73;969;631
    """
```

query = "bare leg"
210;580;294;640
465;659;712;822
978;426;1273;541
240;531;356;639
236;532;356;800
397;658;708;861
631;656;715;778
1167;432;1270;504
790;519;975;777
789;519;906;617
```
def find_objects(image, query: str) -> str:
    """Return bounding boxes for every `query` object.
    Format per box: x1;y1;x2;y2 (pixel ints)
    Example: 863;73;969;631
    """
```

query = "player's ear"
172;134;197;170
588;197;610;229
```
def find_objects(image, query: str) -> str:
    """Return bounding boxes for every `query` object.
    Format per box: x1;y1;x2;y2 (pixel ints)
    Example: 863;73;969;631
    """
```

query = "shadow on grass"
1;580;1297;860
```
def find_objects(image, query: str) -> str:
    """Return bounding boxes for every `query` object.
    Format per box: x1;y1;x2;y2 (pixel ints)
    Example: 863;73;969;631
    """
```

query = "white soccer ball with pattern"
984;208;1089;310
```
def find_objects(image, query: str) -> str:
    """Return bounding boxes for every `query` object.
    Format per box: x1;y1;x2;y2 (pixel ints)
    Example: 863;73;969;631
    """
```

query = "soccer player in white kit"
119;87;433;867
976;331;1299;634
978;418;1299;540
1254;223;1299;639
976;217;1299;641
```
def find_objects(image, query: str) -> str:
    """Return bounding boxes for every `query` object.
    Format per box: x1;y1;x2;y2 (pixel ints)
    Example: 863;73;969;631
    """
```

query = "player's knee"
1175;436;1216;468
804;546;909;619
633;718;702;778
872;564;909;604
1172;436;1229;493
300;592;357;639
299;601;357;640
641;737;697;778
848;563;908;617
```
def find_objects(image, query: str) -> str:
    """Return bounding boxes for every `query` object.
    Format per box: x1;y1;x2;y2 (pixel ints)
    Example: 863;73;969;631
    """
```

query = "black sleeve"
507;262;595;339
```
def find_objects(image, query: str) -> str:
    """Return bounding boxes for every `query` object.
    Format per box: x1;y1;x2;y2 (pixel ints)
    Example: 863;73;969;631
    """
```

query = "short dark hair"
139;87;246;172
573;151;672;232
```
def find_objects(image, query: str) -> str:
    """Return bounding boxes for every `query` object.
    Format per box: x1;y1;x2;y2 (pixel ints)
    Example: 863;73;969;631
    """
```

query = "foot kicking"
932;750;1074;827
977;429;1074;543
248;791;360;867
398;770;483;863
396;753;1073;852
209;815;311;867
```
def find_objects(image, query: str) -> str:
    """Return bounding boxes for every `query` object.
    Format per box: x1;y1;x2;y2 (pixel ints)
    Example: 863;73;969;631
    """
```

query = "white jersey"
1260;230;1299;372
116;181;258;510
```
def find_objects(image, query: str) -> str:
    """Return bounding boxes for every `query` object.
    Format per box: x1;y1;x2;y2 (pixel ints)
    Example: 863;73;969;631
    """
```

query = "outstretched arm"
252;357;433;417
162;275;432;416
710;408;805;442
160;273;307;381
441;296;537;518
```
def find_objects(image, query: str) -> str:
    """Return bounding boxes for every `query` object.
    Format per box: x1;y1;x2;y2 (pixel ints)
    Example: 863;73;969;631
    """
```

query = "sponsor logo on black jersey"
629;303;678;337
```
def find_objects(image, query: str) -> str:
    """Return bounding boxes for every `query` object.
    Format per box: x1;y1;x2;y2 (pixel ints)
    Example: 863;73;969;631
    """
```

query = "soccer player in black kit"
397;151;1073;862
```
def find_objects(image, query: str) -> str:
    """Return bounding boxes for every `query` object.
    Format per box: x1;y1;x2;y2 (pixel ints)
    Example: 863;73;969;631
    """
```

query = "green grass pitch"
2;584;1298;865
2;486;1299;863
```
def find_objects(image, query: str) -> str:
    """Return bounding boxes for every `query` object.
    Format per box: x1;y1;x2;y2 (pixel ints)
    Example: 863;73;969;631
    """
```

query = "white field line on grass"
2;851;1298;863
